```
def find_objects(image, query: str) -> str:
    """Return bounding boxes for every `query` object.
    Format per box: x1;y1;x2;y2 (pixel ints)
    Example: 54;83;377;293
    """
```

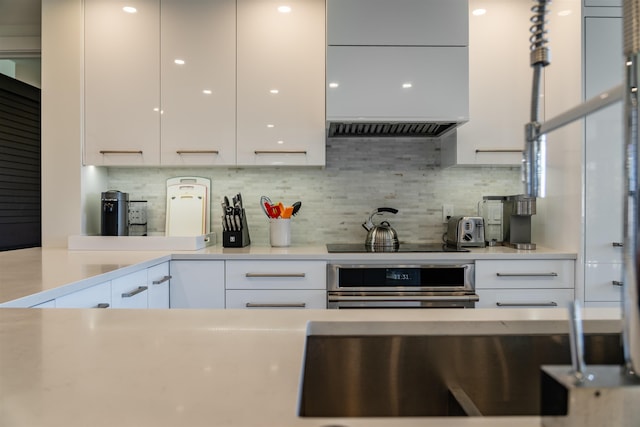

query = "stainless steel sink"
298;332;623;417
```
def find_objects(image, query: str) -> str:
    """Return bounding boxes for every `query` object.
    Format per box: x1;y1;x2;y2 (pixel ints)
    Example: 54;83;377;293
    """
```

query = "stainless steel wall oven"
327;263;477;309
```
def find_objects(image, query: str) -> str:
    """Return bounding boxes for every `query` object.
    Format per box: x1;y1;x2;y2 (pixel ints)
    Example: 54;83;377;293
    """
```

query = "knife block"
222;211;251;248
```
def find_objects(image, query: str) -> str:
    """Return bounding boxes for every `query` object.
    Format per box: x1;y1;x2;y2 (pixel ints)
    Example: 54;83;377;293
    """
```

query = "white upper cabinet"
84;0;160;166
327;0;468;46
441;0;532;166
236;0;326;166
85;0;325;167
160;0;236;166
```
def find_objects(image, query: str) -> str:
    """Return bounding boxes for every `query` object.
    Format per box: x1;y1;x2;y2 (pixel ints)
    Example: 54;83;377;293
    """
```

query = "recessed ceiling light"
472;8;486;16
202;89;212;95
123;6;137;13
270;89;279;94
329;82;339;88
278;6;292;13
267;124;275;128
174;59;185;65
402;83;413;89
277;140;284;145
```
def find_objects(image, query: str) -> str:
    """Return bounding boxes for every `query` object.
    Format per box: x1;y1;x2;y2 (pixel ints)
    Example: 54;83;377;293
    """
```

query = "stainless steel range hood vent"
327;121;458;138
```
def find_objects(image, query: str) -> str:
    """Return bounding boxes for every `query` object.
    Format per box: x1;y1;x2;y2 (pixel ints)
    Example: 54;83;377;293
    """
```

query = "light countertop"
0;245;576;306
0;307;623;427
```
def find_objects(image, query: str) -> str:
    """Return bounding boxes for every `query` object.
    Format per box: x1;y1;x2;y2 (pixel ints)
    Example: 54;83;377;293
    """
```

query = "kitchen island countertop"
0;306;622;427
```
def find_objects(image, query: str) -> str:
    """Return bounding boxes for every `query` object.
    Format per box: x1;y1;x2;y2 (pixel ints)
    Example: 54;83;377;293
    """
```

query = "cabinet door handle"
176;150;219;155
245;302;306;308
612;281;624;287
496;301;558;307
121;286;148;298
245;273;306;278
95;303;110;309
152;275;172;285
475;149;522;153
495;272;558;277
612;242;624;247
254;150;307;155
99;150;143;155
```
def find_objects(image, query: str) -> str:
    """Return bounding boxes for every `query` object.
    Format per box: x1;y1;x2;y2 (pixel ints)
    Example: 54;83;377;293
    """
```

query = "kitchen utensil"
260;196;273;218
291;201;302;216
281;205;294;219
362;207;399;248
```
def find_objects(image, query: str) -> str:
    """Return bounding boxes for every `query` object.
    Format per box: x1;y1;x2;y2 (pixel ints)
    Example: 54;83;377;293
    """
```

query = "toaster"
446;216;486;248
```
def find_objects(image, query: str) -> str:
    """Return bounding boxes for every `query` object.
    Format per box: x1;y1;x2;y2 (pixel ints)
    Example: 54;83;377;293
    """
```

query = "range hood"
327;121;460;139
326;46;469;139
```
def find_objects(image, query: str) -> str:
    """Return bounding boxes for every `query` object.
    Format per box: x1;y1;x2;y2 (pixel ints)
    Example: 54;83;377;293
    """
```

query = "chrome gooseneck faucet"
523;0;640;378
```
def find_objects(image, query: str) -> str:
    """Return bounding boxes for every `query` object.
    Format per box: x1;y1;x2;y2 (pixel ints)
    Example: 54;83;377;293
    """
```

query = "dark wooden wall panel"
0;73;41;251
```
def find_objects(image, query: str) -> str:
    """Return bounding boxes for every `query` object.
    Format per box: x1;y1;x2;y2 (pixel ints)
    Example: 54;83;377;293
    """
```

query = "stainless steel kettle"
362;207;399;248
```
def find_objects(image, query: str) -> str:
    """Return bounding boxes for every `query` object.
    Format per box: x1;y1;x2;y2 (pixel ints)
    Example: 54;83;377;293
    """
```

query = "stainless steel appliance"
479;195;536;249
101;190;129;236
445;216;485;248
327;263;477;309
361;207;399;249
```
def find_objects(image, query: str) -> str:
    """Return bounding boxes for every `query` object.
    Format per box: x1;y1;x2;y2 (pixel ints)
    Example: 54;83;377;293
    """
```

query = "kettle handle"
376;207;398;215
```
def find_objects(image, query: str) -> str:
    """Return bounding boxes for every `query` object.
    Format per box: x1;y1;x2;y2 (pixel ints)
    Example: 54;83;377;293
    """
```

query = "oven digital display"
338;267;466;288
386;269;420;285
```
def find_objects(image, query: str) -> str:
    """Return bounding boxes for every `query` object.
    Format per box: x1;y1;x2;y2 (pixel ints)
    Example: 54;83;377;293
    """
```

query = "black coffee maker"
101;191;129;236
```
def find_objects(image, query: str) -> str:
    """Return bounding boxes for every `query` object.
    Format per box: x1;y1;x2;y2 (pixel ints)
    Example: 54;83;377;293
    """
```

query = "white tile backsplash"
106;138;522;245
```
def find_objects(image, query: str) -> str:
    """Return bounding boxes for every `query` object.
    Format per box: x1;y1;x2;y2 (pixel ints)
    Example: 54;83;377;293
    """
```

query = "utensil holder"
223;210;251;248
269;218;291;247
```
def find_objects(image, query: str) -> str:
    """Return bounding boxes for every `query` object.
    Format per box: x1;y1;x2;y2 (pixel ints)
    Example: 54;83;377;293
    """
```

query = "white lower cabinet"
169;260;225;308
147;262;171;309
225;260;326;309
585;262;623;302
55;281;112;309
111;270;149;309
475;260;575;309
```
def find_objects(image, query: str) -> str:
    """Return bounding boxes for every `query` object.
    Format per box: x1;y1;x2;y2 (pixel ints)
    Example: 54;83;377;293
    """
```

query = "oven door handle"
328;294;480;302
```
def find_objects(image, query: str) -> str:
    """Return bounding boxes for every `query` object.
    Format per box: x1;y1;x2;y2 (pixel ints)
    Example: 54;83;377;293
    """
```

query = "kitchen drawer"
475;260;575;289
476;288;575;309
225;261;326;290
225;290;326;309
585;262;623;302
147;262;170;309
56;281;111;309
111;270;149;309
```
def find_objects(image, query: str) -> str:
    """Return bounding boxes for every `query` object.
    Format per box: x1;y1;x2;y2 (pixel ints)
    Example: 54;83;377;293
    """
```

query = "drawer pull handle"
121;286;148;298
152;275;172;285
245;302;306;308
612;242;624;247
612;280;624;287
99;150;143;155
254;150;307;155
496;301;558;307
495;272;558;277
475;149;522;153
245;273;306;278
95;303;110;309
176;150;219;155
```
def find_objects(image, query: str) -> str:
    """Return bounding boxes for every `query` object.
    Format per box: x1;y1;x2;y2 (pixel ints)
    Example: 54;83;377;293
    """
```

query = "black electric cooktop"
326;243;470;253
